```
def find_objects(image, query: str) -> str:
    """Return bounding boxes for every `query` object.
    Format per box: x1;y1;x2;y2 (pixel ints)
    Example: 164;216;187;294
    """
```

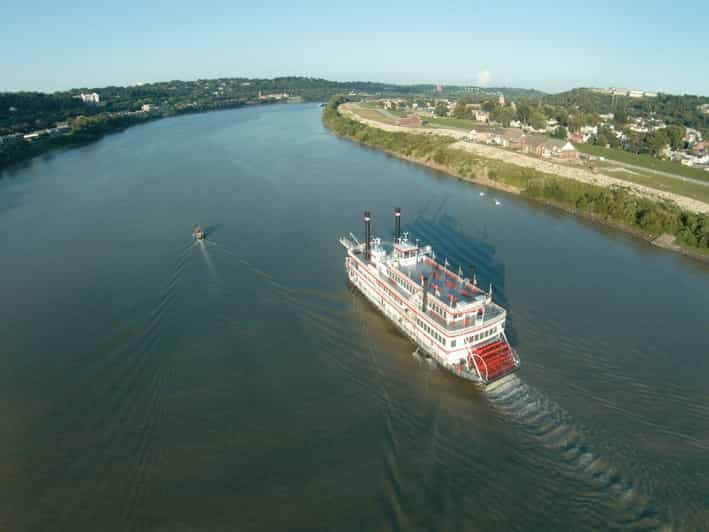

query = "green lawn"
576;143;709;183
593;165;709;204
426;117;477;130
348;105;398;125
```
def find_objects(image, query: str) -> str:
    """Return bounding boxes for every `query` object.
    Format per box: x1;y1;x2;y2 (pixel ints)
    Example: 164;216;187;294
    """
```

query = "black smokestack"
422;276;429;312
394;207;401;242
364;211;371;261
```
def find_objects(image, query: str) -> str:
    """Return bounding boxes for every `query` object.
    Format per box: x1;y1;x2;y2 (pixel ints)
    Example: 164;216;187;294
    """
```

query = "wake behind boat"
340;208;520;385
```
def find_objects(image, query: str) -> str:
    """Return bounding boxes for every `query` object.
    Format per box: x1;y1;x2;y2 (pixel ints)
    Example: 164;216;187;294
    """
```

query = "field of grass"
576;143;709;183
595;165;709;203
347;105;398;125
426;117;477;130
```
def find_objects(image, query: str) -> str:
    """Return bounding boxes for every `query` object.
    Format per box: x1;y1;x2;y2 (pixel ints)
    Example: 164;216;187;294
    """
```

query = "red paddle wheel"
467;338;519;383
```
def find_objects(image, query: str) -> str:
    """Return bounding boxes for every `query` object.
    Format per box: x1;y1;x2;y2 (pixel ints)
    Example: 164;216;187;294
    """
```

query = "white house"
79;92;100;103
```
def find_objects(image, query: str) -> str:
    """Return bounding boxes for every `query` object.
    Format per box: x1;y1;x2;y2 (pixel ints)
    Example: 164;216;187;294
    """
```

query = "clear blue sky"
2;0;708;95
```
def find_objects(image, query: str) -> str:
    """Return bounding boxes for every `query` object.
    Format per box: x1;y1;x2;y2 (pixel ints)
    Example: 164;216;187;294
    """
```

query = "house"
79;92;100;103
526;137;579;160
691;140;709;155
473;110;489;122
571;132;586;144
259;91;289;101
685;128;703;144
580;125;598;137
559;141;580;160
499;128;525;149
397;115;423;128
23;132;44;141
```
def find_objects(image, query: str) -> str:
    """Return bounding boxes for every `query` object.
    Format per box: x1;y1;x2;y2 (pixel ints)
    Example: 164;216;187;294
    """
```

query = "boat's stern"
468;336;520;385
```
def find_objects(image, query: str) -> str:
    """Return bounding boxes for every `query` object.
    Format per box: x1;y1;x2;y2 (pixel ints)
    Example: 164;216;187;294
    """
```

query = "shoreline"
0;100;305;175
325;105;709;266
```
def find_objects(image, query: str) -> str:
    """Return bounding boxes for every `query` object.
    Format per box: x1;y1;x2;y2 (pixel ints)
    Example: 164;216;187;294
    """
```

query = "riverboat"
340;208;520;385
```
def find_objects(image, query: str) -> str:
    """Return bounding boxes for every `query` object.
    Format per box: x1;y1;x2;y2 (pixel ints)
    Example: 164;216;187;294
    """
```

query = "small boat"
479;191;485;196
194;226;205;240
495;200;501;206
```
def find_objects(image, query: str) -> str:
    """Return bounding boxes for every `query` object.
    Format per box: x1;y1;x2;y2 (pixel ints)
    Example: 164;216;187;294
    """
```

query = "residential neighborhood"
368;89;709;172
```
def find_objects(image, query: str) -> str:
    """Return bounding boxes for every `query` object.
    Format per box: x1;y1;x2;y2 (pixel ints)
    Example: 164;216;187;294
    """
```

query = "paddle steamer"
340;209;519;384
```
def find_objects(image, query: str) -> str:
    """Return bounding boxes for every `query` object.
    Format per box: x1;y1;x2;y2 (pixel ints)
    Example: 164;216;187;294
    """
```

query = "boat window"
451;340;456;348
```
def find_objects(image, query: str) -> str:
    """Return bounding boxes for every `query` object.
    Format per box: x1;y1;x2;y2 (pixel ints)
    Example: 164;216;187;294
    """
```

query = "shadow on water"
405;212;516;343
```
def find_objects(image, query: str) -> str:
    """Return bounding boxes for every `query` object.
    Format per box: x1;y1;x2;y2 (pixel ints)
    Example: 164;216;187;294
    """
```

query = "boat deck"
395;257;486;307
377;263;504;332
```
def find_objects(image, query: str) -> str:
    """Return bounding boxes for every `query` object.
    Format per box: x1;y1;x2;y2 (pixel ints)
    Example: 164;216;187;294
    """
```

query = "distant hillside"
541;88;709;132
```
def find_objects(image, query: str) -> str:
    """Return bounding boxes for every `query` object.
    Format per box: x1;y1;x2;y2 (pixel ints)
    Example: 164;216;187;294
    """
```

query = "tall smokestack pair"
363;208;402;260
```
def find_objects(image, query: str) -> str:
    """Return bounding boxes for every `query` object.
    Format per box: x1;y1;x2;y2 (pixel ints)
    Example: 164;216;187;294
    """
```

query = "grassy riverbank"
323;97;709;259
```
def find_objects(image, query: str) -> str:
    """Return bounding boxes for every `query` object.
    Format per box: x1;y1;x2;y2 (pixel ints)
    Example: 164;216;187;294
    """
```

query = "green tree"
515;101;531;123
665;124;685;150
482;100;497;113
552;126;568;140
555;109;569;127
646;129;670;156
434;101;449;117
452;101;472;119
529;110;547;130
614;107;628;126
598;125;619;147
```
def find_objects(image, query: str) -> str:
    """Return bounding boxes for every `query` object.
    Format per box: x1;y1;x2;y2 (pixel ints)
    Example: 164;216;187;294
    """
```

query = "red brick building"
398;115;423;128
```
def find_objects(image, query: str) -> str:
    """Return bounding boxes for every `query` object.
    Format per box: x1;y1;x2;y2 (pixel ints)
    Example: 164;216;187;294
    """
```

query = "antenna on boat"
489;283;493;298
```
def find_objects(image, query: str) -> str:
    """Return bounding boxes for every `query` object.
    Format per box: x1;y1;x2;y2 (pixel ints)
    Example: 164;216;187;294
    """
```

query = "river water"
1;104;708;531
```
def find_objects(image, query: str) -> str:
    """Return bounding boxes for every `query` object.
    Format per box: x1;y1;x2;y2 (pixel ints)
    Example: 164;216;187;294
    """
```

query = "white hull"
341;211;519;385
348;270;485;383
